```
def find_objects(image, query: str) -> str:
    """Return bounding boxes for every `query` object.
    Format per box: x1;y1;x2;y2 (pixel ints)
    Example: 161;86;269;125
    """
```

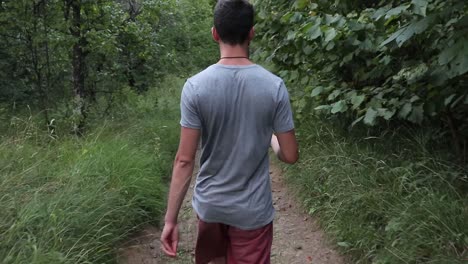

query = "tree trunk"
31;2;50;130
70;0;87;135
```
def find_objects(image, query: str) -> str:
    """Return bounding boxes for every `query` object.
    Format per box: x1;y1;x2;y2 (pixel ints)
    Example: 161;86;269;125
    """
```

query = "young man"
160;0;298;263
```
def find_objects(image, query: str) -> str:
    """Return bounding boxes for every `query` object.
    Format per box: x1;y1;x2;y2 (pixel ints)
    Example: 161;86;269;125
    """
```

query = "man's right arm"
271;131;298;164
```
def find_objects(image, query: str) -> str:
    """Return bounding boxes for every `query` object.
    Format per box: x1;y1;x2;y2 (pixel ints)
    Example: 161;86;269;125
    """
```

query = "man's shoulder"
187;64;284;87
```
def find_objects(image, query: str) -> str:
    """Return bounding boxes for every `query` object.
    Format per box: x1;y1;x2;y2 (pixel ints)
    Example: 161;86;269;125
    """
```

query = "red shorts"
195;219;273;264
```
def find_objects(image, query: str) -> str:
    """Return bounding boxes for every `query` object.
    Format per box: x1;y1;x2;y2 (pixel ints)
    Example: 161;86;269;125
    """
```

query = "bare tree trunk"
446;111;464;163
43;2;56;135
70;0;87;135
31;2;50;130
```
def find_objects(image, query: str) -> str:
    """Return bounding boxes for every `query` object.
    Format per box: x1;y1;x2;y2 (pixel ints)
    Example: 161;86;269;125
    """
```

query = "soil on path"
118;159;345;264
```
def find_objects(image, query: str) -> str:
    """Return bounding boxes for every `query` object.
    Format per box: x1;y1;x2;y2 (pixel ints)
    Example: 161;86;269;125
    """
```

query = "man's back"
180;64;294;230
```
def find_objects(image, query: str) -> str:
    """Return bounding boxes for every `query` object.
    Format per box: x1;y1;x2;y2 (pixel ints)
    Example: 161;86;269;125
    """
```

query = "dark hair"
214;0;254;45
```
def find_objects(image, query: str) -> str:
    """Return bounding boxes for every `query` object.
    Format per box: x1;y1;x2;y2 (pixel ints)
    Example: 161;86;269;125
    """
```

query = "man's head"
213;0;254;45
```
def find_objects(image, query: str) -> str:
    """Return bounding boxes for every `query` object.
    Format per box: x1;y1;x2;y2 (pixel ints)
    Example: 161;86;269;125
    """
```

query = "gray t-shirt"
180;64;294;230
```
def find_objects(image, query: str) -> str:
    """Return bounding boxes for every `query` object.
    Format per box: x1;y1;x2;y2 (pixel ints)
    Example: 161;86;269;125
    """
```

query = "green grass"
284;119;468;264
0;76;183;263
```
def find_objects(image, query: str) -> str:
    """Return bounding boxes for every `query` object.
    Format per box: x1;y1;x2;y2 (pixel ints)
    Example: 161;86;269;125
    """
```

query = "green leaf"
328;89;341;101
315;105;332;111
364;108;378;126
308;25;322;40
294;0;308;10
303;45;314;55
450;94;465;108
290;70;299;81
351;95;366;109
438;41;462;65
324;28;337;42
287;30;297;40
348;21;365;31
381;27;405;46
412;0;428;17
325;14;341;25
351;116;365;127
444;94;456;106
385;218;402;232
396;20;428;46
342;53;354;64
373;5;391;20
410;95;420;103
280;12;294;23
308;207;318;215
408;104;424;124
385;5;409;19
331;100;348;114
399;103;412;119
337;242;351;248
309;3;318;10
311;86;324;97
377;108;396;120
381;17;430;47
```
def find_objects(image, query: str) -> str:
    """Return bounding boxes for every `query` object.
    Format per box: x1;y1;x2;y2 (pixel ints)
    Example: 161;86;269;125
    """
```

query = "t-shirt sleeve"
273;82;295;133
180;81;202;129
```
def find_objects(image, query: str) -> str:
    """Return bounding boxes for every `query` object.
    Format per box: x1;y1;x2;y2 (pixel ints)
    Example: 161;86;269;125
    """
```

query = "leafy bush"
254;0;467;153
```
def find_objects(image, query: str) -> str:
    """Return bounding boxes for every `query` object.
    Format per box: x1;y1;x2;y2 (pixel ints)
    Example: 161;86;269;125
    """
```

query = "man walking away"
161;0;298;263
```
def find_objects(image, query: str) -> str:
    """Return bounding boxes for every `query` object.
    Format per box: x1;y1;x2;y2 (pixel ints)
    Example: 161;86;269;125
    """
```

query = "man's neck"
218;42;254;66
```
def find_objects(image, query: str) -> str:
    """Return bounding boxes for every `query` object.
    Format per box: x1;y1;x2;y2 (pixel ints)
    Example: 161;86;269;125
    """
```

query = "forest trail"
118;156;345;264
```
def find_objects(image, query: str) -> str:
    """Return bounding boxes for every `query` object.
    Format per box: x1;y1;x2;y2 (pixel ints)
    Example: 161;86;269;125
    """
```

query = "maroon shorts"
195;219;273;264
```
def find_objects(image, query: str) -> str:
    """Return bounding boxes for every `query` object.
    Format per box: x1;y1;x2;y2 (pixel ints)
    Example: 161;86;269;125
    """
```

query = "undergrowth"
284;118;468;264
0;76;183;263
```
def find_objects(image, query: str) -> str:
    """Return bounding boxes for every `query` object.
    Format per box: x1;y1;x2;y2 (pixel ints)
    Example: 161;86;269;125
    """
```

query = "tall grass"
0;76;183;263
285;119;468;264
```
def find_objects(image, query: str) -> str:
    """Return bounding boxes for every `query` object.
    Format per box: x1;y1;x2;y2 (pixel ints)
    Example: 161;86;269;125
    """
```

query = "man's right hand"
160;222;179;257
271;131;298;164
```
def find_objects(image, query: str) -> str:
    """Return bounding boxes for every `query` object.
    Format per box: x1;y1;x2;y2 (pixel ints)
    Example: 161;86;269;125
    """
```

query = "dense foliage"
254;0;468;157
0;0;217;134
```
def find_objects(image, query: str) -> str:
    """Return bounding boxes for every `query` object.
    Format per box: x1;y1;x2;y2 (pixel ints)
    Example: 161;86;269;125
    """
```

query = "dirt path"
118;160;345;264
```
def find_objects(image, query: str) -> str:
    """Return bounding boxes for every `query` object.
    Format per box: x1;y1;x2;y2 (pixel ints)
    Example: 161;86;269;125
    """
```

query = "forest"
1;0;467;263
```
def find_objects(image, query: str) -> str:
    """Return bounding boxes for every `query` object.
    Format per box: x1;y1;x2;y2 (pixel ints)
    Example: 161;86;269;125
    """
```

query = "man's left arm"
161;126;200;257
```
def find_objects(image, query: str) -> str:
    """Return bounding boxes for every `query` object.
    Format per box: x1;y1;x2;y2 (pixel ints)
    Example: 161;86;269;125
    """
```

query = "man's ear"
212;27;220;42
248;27;255;42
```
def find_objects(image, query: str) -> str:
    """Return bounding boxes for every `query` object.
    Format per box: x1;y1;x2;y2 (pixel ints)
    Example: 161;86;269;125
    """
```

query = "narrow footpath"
118;157;345;264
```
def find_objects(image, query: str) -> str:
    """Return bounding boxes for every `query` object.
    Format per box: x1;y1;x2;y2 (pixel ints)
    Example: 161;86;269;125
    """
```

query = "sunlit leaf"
364;108;378;125
412;0;428;17
385;5;409;19
324;28;337;42
308;24;322;40
315;105;332;111
311;86;324;97
351;95;366;109
331;100;348;114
